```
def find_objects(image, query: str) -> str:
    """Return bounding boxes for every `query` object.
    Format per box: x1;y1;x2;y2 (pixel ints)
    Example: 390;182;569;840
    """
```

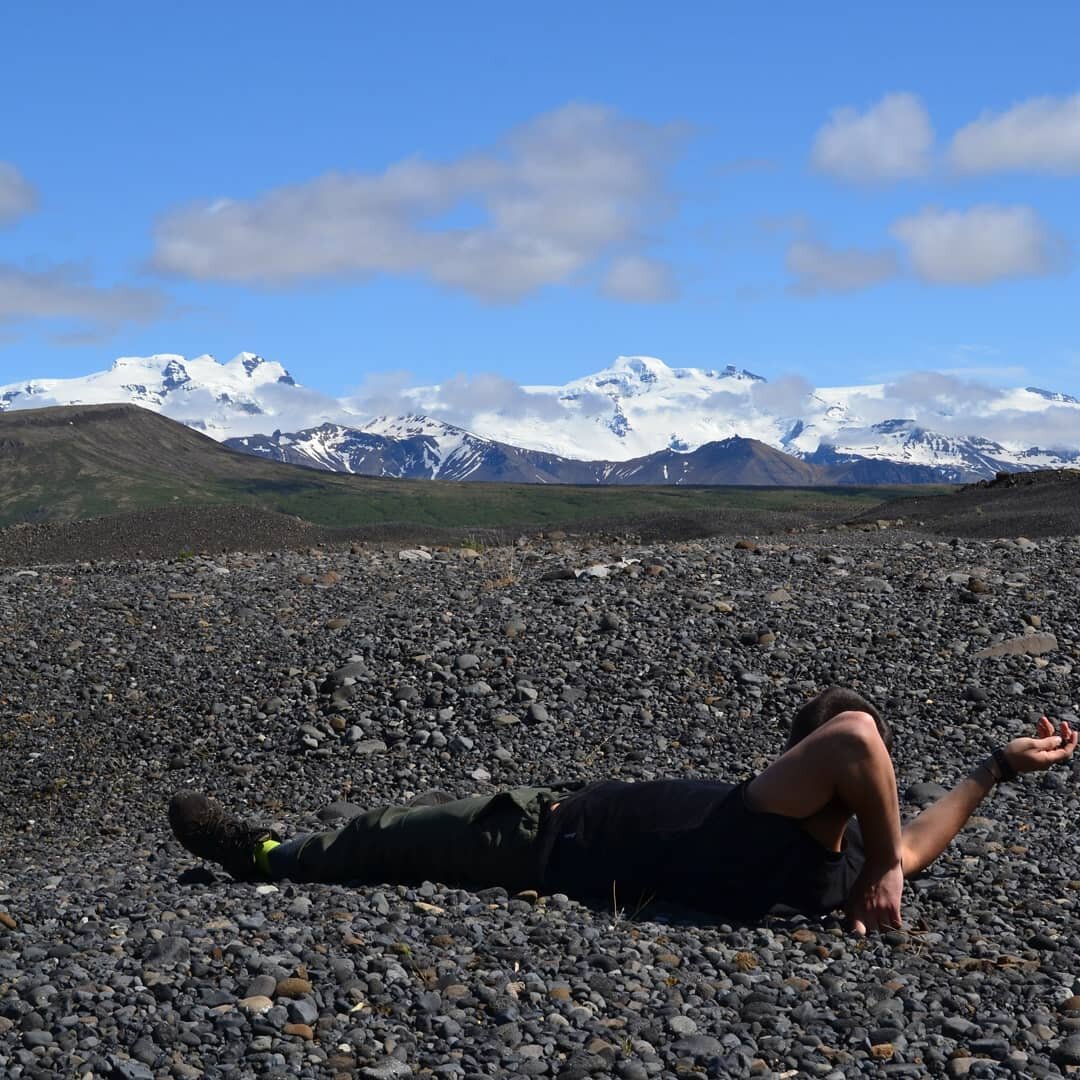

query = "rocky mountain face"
226;423;947;486
5;351;1080;483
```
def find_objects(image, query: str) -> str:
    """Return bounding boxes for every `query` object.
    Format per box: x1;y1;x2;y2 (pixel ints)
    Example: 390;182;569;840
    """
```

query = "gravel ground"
2;528;1079;1079
0;503;857;568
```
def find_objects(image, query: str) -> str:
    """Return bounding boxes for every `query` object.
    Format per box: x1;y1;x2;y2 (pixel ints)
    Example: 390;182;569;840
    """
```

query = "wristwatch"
990;745;1018;782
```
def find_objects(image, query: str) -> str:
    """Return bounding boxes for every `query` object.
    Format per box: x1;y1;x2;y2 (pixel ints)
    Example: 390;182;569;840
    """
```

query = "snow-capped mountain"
4;351;1080;482
227;417;598;483
226;423;938;485
0;352;301;436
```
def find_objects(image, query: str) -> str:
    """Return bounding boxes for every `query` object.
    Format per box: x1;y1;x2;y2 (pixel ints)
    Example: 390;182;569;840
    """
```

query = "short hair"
789;686;893;752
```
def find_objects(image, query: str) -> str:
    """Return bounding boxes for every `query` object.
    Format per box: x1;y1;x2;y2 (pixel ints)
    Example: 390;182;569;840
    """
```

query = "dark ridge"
849;468;1080;537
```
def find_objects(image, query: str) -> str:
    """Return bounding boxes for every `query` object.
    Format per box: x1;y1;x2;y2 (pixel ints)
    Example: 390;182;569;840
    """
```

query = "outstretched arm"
901;717;1077;877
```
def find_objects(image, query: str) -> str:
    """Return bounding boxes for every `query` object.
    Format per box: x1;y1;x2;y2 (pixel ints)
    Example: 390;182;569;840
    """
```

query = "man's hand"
845;859;904;936
1005;717;1078;775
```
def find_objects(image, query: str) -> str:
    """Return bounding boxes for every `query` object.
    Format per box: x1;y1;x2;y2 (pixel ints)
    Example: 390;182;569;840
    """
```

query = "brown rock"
871;1043;894;1060
734;951;757;971
791;928;816;944
325;617;348;630
275;977;313;998
1062;995;1080;1012
0;912;16;931
283;1023;314;1040
548;986;572;1001
734;540;758;552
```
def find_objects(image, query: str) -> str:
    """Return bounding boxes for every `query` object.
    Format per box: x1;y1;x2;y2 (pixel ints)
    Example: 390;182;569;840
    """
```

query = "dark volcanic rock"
0;529;1078;1078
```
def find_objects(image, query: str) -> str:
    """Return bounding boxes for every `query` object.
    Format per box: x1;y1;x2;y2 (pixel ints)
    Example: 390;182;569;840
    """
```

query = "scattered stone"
973;632;1059;659
0;529;1078;1080
276;976;314;998
239;995;274;1015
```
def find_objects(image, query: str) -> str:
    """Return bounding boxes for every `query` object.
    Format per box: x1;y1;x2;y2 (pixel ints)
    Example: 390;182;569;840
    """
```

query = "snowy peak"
363;414;477;440
0;351;301;437
1026;386;1080;405
569;354;765;400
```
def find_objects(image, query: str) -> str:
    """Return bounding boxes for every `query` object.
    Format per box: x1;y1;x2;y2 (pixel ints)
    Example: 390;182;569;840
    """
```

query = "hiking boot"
168;791;278;879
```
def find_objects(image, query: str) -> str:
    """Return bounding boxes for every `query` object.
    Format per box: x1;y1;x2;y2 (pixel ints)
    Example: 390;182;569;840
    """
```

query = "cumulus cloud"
344;371;417;419
750;374;815;415
884;371;1006;410
437;373;567;421
0;163;36;225
702;390;748;413
891;204;1063;285
345;369;572;431
601;255;676;302
828;368;1080;450
947;405;1080;451
152;104;684;302
811;92;933;182
786;238;900;294
950;92;1080;174
0;262;169;342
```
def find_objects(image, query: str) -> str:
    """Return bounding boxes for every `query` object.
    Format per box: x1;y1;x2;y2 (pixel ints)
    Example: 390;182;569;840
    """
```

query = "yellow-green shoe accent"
255;839;281;877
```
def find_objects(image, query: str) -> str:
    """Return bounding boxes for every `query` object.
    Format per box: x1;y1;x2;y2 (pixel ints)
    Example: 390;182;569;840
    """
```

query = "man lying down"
169;686;1077;933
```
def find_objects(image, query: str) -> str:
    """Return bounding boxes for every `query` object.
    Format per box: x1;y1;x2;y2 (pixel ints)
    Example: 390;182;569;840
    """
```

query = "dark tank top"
540;778;864;921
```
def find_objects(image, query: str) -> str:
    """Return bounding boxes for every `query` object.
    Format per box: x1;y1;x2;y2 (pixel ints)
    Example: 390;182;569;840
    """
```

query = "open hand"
845;860;904;936
1005;717;1078;775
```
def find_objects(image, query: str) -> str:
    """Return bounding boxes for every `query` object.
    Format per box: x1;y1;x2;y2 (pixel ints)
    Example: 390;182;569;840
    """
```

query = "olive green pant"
267;787;560;894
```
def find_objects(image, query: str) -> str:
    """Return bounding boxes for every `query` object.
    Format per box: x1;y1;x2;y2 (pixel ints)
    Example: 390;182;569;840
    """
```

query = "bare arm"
745;710;904;933
901;717;1077;877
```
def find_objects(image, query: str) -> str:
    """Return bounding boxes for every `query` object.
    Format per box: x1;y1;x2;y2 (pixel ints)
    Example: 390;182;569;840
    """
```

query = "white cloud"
344;371;417;419
786;238;900;294
346;369;572;431
0;163;36;225
891;204;1062;285
0;262;169;341
436;372;568;424
884;371;1006;410
950;92;1080;174
750;374;815;415
955;405;1080;451
153;104;684;302
811;92;933;182
601;255;676;302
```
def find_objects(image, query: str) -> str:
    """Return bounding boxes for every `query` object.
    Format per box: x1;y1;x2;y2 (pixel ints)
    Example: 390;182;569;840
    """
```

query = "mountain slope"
2;404;916;531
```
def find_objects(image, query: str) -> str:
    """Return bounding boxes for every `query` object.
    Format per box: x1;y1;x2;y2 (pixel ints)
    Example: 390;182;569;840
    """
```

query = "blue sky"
2;1;1079;397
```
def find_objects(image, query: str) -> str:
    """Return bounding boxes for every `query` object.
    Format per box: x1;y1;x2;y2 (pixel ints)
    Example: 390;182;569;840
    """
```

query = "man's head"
788;685;893;752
